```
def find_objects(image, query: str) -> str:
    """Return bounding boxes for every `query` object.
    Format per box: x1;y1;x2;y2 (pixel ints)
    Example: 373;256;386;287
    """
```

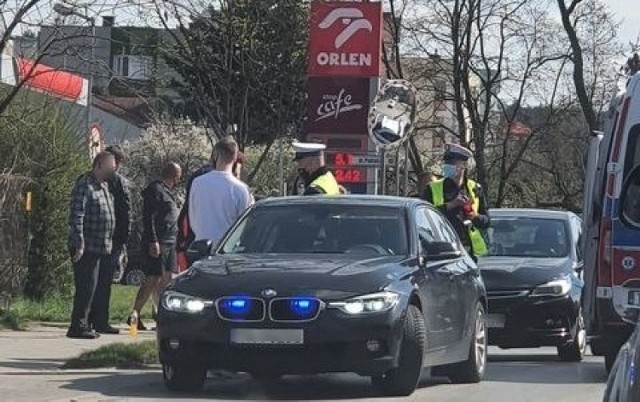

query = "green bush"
243;141;294;198
0;96;89;300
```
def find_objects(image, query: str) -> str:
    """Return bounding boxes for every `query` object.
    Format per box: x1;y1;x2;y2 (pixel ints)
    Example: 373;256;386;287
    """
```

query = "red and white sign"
306;77;371;133
308;1;382;77
0;54;89;106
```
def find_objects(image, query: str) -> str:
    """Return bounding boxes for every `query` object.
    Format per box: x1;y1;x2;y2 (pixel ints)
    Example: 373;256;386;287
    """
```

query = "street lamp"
54;3;96;158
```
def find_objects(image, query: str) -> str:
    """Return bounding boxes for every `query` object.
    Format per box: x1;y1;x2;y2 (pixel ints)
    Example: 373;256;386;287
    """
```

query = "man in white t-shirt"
189;137;254;245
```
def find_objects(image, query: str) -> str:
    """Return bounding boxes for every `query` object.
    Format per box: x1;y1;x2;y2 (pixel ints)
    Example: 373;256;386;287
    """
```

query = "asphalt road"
0;342;609;401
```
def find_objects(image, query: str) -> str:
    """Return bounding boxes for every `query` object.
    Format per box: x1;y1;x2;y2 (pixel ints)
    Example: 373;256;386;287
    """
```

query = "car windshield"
219;204;408;256
486;217;570;258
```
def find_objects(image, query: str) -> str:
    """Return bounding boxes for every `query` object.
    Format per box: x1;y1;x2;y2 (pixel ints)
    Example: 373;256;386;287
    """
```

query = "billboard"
306;77;371;133
308;1;382;77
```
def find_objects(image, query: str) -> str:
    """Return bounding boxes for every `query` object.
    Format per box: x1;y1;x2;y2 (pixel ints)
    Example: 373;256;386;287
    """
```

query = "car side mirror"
620;165;640;230
186;239;213;265
423;241;462;262
573;260;584;274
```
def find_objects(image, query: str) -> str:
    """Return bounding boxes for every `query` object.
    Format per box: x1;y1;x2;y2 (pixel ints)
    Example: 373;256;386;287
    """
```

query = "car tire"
371;304;425;397
557;310;587;362
447;302;487;384
125;268;146;286
162;362;206;392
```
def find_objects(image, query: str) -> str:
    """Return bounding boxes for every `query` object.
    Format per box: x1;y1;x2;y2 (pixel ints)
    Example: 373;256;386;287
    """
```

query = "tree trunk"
557;0;598;132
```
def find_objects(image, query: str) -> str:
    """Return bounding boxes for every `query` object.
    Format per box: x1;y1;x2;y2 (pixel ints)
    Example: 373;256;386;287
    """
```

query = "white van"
582;66;640;372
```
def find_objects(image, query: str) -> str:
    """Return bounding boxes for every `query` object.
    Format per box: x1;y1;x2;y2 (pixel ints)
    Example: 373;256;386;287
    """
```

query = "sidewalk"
0;323;155;373
0;324;158;401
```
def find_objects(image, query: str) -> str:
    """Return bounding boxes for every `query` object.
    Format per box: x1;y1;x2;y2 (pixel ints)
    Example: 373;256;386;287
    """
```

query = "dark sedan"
157;196;487;396
479;209;585;361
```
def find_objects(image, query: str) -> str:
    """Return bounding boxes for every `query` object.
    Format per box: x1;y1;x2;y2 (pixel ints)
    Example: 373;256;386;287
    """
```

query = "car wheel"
162;362;206;392
447;302;487;384
557;310;587;362
371;304;425;397
125;269;145;286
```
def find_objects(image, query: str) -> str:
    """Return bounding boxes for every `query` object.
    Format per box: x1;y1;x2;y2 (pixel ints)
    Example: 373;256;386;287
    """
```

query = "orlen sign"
306;77;370;133
308;2;382;77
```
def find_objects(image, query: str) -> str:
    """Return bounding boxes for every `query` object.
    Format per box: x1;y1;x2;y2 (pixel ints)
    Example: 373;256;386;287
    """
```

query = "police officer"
422;144;490;260
293;141;341;196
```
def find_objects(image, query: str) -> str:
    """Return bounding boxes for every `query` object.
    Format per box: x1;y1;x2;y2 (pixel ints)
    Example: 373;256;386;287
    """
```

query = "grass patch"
0;284;154;327
108;284;155;323
63;339;158;369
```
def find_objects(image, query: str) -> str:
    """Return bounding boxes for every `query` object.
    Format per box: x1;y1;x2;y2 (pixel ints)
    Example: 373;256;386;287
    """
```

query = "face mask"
442;164;458;179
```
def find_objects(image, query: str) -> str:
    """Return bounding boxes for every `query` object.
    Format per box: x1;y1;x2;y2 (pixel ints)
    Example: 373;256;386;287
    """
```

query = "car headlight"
162;291;211;313
328;291;400;315
530;277;572;297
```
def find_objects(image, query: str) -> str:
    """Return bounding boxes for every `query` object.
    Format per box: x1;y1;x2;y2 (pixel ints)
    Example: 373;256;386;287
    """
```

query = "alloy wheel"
475;309;487;374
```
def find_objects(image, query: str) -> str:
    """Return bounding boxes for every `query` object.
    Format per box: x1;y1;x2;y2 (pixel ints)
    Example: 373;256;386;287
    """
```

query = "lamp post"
54;3;96;157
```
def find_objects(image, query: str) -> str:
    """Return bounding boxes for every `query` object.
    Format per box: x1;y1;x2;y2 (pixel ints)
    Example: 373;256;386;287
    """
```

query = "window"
622;171;640;228
624;125;640;177
428;209;459;246
220;204;408;256
113;55;153;80
415;207;439;246
487;217;570;258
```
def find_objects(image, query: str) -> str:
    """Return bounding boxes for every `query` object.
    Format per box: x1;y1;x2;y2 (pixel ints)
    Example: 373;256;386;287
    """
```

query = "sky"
607;0;640;47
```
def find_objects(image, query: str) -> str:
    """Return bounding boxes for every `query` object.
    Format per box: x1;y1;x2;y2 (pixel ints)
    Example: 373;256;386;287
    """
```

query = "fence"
0;173;29;305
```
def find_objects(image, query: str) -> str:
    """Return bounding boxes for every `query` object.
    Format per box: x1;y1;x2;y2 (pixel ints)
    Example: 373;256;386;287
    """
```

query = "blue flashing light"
221;297;251;317
289;298;317;318
230;299;247;309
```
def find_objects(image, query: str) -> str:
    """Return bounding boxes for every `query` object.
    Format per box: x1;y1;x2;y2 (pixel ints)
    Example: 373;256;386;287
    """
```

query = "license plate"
486;314;506;329
628;291;640;306
230;329;304;345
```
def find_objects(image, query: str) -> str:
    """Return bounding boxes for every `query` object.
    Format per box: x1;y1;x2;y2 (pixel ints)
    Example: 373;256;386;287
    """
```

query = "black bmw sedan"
157;196;487;396
478;209;585;361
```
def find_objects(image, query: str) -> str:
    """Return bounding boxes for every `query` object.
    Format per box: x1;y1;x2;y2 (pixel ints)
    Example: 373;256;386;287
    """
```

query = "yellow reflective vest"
308;171;340;195
429;178;488;256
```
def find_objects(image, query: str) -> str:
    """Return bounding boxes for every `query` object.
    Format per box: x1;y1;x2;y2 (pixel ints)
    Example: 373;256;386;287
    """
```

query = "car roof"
489;208;577;220
254;195;425;209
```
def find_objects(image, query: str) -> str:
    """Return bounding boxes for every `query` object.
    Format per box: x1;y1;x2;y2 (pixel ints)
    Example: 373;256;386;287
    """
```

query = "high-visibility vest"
429;178;488;256
309;171;340;195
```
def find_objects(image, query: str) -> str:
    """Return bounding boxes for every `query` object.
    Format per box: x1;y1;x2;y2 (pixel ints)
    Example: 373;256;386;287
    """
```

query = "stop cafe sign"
308;1;383;77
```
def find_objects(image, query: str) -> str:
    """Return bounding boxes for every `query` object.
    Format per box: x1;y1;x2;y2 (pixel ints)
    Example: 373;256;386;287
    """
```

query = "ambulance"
583;59;640;372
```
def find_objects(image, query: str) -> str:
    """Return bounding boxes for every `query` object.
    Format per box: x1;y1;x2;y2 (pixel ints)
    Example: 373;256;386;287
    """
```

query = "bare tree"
393;0;572;201
557;0;622;132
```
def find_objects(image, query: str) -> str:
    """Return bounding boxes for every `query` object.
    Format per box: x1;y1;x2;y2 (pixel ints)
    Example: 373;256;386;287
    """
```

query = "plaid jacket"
68;172;116;255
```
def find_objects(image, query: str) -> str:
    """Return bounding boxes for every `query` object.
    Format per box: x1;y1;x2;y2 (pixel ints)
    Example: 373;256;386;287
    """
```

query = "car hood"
477;256;573;290
172;254;413;301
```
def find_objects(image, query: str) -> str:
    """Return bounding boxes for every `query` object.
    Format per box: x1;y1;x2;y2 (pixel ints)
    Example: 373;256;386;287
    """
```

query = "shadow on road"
0;357;66;371
485;353;609;385
59;369;447;400
54;353;608;399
